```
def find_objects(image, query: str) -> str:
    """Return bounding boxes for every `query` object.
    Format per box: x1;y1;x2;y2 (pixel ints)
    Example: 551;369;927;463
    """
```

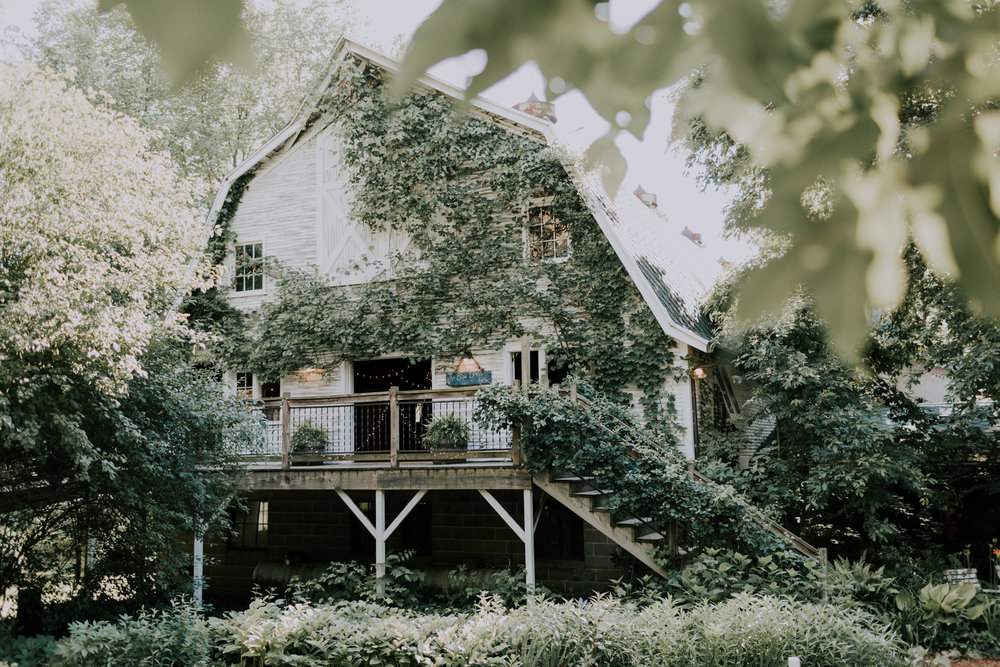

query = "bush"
49;598;211;667
51;594;906;666
0;624;55;667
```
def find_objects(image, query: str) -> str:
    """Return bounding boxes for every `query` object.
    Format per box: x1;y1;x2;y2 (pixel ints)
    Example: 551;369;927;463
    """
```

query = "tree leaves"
98;0;251;81
396;0;1000;356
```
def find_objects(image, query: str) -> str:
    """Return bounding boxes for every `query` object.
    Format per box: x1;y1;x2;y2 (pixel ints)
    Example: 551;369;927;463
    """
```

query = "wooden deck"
245;461;530;491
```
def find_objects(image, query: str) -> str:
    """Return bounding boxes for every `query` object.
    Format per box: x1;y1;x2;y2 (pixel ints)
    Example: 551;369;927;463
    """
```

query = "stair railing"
567;388;823;563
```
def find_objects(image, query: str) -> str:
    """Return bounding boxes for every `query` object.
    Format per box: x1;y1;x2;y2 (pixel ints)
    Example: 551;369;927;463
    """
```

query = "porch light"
446;351;492;386
633;184;658;208
692;366;707;379
455;352;484;374
513;92;557;123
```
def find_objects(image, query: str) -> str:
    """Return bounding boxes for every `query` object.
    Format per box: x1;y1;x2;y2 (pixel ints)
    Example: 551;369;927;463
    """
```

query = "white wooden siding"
226;132;321;311
315;125;411;285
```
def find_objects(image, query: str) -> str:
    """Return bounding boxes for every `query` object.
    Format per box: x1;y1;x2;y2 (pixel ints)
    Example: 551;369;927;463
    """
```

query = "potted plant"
422;414;470;453
291;421;328;457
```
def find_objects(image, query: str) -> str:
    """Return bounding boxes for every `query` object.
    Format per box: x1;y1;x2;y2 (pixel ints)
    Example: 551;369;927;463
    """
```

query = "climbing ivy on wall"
227;55;683;419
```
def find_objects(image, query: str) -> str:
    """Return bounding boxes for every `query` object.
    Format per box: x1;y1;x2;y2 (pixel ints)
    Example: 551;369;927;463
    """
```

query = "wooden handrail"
571;391;822;561
259;386;481;408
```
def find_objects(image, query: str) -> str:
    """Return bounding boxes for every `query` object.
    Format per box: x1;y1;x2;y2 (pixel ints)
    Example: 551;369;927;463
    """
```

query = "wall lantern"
692;366;708;379
446;351;493;386
513;92;557;123
633;184;658;208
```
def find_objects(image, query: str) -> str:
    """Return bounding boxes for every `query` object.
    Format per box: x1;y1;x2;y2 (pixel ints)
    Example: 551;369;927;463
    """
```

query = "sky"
0;0;752;285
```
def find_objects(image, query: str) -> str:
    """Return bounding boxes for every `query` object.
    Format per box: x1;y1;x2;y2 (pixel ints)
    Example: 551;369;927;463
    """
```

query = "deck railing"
245;387;513;467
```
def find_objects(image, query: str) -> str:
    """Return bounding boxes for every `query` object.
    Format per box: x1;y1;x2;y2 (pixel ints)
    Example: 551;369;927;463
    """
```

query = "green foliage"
474;384;788;558
49;598;211;667
894;581;998;654
289;551;425;609
22;0;350;190
290;421;329;453
706;248;1000;562
399;0;1000;359
0;62;256;616
234;58;680;416
421;415;470;450
659;547;826;607
0;624;55;667
49;593;905;666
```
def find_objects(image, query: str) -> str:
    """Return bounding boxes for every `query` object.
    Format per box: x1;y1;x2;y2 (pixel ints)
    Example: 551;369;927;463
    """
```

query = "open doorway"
352;358;431;452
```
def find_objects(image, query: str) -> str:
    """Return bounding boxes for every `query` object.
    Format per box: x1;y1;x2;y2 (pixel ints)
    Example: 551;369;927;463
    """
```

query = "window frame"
230;499;269;550
524;196;570;263
233;241;265;293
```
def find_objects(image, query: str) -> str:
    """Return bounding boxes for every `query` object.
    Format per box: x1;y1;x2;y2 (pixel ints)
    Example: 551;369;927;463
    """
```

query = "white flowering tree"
0;64;252;613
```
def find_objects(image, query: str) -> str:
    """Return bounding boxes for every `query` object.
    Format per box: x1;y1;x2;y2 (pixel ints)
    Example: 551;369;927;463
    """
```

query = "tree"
0;63;256;620
703;247;1000;565
23;0;350;191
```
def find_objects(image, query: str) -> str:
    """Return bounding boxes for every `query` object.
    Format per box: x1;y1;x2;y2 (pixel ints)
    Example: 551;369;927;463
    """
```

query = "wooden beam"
523;488;535;596
389;387;399;468
479;490;525;542
336;489;376;537
375;490;386;595
384;489;427;539
248;466;531;492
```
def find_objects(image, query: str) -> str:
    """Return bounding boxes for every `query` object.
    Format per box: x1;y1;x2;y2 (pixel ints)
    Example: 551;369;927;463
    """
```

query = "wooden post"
523;488;536;598
569;382;578;404
280;393;291;470
511;426;521;467
193;535;204;603
389;386;399;467
375;490;386;597
520;338;531;391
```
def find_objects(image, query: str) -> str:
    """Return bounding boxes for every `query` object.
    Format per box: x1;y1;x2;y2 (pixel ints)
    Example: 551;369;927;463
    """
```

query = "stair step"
572;489;612;497
551;474;595;483
636;531;664;542
616;517;653;526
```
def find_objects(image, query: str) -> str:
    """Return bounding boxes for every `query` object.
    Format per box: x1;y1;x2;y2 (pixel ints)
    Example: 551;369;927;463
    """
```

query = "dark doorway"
352;358;431;452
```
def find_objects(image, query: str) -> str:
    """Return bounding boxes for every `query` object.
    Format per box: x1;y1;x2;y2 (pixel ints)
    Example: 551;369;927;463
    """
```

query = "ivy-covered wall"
218;54;688;424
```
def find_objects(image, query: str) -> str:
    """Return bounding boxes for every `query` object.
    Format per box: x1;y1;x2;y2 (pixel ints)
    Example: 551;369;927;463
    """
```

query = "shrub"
52;594;906;666
0;624;55;667
49;598;211;666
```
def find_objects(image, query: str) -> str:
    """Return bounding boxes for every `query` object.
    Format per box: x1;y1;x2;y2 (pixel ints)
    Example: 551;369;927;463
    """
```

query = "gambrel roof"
208;37;715;352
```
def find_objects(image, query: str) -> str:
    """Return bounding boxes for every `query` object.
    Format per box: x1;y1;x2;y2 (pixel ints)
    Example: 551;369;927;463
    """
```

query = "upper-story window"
235;372;254;400
526;197;569;261
234;242;264;292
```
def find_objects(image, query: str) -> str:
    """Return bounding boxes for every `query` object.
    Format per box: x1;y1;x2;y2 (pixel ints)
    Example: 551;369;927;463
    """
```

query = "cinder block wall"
203;489;630;608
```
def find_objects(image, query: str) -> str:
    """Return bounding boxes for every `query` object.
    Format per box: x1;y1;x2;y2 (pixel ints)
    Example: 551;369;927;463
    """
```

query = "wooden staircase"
528;391;824;578
532;470;671;578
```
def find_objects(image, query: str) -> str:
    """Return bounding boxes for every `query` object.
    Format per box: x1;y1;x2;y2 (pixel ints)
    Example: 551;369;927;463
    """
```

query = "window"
236;372;253;400
511;350;540;384
234;242;264;292
261;381;281;399
511;349;573;386
526;197;569;261
232;500;268;548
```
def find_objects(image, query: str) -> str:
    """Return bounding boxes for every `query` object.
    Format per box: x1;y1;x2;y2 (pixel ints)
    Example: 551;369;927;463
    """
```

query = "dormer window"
234;242;264;292
526;196;569;261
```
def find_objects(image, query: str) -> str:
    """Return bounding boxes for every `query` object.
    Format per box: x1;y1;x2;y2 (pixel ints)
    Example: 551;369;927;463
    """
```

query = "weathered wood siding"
226;130;321;311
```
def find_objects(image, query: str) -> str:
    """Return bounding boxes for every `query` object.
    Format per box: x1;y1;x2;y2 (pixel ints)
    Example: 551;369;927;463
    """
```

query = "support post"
510;426;521;466
280;393;291;470
388;386;399;467
193;536;204;603
569;382;578;404
523;488;535;598
520;338;531;391
375;490;386;596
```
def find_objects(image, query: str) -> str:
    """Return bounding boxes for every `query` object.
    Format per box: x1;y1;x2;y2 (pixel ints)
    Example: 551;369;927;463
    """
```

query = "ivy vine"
223;55;683;420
